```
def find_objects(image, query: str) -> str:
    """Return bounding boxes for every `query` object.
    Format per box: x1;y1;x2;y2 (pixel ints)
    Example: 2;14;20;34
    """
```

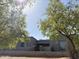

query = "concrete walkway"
0;56;71;59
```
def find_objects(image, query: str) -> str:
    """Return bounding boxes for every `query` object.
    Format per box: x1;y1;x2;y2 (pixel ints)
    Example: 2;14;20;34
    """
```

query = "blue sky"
23;0;49;40
23;0;69;40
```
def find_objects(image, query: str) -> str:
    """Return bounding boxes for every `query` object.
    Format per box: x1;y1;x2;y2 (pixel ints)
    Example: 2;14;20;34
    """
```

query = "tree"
0;0;11;48
39;0;79;58
0;0;34;48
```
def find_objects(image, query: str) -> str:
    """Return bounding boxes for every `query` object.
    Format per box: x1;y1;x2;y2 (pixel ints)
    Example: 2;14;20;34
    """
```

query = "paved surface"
0;56;70;59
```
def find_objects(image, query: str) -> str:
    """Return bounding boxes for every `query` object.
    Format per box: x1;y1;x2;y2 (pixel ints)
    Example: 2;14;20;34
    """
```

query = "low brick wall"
0;50;71;58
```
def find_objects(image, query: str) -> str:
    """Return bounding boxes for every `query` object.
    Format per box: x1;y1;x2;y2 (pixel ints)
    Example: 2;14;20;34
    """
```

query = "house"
16;37;37;51
16;37;72;52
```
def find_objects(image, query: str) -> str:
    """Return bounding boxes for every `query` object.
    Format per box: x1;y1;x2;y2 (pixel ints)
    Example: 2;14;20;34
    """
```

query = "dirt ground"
0;56;70;59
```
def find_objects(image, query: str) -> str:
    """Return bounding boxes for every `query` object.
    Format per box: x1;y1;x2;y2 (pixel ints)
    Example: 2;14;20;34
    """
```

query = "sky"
23;0;49;40
22;0;69;40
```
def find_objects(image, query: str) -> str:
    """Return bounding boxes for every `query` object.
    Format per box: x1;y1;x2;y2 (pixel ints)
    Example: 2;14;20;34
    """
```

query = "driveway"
0;56;70;59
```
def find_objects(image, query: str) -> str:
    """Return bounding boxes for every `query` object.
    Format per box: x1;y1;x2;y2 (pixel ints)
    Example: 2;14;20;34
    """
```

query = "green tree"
0;0;33;48
39;0;79;57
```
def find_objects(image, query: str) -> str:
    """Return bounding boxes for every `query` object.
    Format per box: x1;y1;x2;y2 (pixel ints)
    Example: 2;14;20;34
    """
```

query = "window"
20;42;25;47
59;41;66;50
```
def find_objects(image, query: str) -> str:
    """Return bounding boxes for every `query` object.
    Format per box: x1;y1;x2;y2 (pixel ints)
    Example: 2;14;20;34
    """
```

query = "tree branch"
57;29;78;58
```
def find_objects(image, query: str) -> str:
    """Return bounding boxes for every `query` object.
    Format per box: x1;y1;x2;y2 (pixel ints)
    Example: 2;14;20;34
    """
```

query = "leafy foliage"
39;0;79;49
0;0;33;48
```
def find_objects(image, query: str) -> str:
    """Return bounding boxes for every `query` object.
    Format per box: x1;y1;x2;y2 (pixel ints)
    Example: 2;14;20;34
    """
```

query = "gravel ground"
0;56;70;59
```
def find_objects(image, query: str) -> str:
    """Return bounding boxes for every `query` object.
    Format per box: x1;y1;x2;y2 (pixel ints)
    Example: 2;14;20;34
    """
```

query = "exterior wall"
49;40;69;51
16;37;73;52
50;40;59;51
37;40;69;51
58;40;68;51
16;42;26;50
39;46;51;51
16;37;37;51
29;37;37;45
66;39;74;55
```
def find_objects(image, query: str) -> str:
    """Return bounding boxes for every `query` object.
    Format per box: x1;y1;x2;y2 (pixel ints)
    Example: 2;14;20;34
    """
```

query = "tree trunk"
57;30;78;59
66;36;78;59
